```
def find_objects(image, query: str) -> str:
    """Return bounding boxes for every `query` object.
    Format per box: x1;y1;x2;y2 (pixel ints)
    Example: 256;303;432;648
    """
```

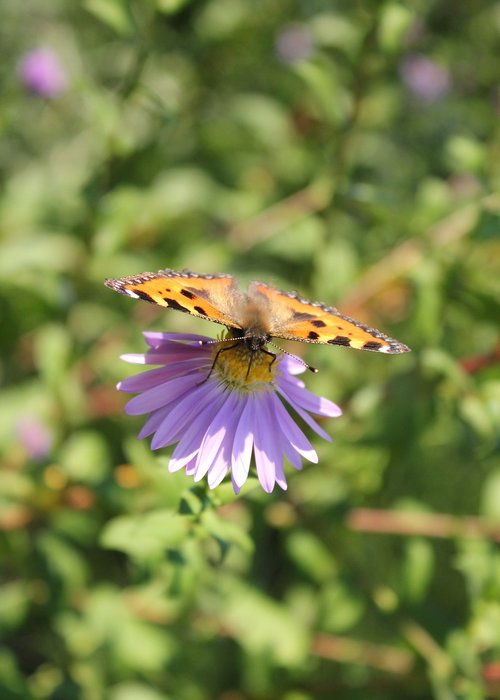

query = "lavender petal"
169;388;227;471
277;389;333;441
151;380;222;450
194;390;241;482
125;374;199;415
253;392;284;493
279;377;342;417
231;394;256;489
273;396;318;463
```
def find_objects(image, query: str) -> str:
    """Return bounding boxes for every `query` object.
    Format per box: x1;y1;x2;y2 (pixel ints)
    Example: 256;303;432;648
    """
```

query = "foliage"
1;1;499;698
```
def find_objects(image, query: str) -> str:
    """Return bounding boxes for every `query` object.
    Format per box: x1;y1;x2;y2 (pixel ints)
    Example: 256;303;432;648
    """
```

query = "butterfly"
105;268;410;363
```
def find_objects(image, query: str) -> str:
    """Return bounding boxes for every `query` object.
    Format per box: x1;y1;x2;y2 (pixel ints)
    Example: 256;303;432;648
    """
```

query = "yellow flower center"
211;332;279;390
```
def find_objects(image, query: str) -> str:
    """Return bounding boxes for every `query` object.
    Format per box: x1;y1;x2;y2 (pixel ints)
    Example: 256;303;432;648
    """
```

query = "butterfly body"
105;269;410;355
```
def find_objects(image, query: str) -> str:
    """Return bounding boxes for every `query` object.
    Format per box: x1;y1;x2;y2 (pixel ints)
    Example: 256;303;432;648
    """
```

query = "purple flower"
400;53;450;103
118;332;341;494
18;48;68;98
275;24;315;65
16;416;53;461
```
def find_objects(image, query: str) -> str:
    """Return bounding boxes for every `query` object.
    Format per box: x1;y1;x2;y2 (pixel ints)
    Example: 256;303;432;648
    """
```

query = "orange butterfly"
105;268;410;357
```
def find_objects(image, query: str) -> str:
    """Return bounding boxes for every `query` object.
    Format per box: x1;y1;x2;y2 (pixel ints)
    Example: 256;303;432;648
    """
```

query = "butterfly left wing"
105;269;243;329
249;282;410;354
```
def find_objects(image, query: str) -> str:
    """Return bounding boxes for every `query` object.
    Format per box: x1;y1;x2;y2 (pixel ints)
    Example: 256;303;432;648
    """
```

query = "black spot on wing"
311;319;327;328
291;311;315;320
194;305;208;315
308;331;320;340
181;289;195;299
363;341;383;351
165;298;189;313
327;336;351;347
134;290;155;303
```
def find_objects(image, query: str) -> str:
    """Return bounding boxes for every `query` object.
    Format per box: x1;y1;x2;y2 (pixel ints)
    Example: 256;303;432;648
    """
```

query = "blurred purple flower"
118;332;341;494
16;416;53;461
400;53;450;103
276;24;314;65
18;48;68;98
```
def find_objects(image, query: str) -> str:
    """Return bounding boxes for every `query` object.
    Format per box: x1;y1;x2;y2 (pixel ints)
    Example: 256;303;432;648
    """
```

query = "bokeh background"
1;1;500;698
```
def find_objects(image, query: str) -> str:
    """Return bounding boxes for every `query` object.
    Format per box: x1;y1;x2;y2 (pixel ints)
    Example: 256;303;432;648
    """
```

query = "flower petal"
169;385;227;471
206;398;245;489
272;395;318;463
207;457;229;488
279;377;342;417
119;363;198;392
253;392;283;493
194;390;241;482
274;455;288;490
278;355;307;375
137;404;171;440
135;352;208;367
151;380;222;450
231;395;256;489
120;353;154;365
143;331;210;346
266;394;303;470
277;389;332;442
125;374;199;415
184;457;197;476
262;393;289;490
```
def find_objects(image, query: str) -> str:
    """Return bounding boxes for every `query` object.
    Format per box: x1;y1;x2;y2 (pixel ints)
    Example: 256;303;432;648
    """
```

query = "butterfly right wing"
105;269;243;329
250;281;410;354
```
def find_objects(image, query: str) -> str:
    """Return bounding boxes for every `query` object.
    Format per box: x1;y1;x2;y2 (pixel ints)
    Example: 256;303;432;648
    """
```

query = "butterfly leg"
244;348;277;379
198;341;241;385
263;348;277;371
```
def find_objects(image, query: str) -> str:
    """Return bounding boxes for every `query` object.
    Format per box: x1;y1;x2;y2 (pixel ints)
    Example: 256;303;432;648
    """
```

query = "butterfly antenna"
198;336;244;346
268;342;318;373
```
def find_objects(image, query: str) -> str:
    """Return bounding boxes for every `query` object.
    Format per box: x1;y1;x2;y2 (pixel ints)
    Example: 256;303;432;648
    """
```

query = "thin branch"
347;508;500;542
312;632;414;675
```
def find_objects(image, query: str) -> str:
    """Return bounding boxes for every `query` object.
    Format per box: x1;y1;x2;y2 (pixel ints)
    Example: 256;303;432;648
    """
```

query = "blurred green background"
1;1;500;698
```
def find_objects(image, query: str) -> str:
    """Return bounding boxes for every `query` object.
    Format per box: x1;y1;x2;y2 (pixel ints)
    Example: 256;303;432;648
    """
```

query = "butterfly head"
243;331;271;353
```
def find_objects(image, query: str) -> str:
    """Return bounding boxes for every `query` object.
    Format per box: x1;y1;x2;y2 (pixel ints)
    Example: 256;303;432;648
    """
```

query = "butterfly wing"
105;269;243;329
249;282;410;354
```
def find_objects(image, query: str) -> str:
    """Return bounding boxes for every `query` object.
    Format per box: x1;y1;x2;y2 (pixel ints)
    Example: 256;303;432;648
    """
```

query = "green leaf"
59;431;110;484
200;509;254;554
0;233;85;278
480;470;500;522
0;583;29;630
156;0;193;14
294;58;351;125
310;13;362;57
378;3;415;53
286;530;338;583
320;583;364;632
445;136;486;173
57;587;174;672
34;324;72;387
84;0;135;36
100;510;189;560
38;533;89;592
113;616;174;671
0;649;28;696
222;581;309;666
110;683;172;700
401;538;435;603
459;394;496;440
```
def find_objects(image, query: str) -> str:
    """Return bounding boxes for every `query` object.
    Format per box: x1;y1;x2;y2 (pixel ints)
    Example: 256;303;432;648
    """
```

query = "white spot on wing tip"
125;289;140;299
